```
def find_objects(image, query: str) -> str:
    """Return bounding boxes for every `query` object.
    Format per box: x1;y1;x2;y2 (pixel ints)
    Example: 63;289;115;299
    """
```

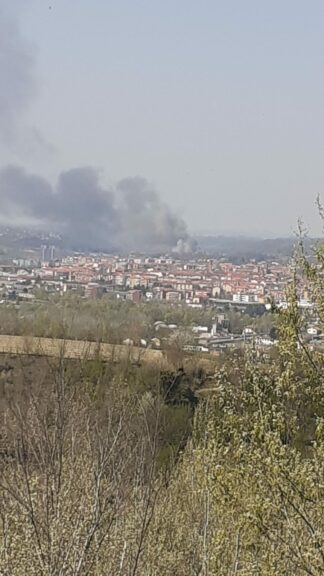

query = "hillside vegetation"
0;237;323;575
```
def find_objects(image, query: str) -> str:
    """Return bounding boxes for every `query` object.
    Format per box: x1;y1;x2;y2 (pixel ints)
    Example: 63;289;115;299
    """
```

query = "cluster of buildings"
0;253;313;310
0;249;322;353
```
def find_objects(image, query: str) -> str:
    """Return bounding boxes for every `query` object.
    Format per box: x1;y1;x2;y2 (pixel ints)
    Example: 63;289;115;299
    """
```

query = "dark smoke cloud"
0;165;194;253
116;177;190;252
0;7;194;254
0;7;36;142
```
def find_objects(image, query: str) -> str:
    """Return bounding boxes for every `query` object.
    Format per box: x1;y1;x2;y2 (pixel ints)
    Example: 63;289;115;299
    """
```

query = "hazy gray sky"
2;0;324;236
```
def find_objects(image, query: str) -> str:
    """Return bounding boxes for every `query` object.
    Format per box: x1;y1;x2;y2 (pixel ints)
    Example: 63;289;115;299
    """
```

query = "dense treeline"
0;293;274;344
0;235;323;574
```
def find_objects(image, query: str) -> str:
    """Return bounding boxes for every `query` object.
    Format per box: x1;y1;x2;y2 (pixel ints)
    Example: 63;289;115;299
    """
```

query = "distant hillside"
195;235;322;261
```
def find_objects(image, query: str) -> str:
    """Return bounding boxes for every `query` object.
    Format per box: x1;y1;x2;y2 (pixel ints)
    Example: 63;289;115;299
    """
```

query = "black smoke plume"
0;165;194;253
0;6;35;142
0;7;194;254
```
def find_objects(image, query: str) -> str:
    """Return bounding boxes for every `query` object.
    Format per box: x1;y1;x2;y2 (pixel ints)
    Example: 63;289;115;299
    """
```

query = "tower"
49;245;55;261
41;245;47;262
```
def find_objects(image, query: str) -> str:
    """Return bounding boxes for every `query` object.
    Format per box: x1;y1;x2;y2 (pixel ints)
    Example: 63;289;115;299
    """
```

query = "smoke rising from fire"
0;6;195;254
0;165;194;253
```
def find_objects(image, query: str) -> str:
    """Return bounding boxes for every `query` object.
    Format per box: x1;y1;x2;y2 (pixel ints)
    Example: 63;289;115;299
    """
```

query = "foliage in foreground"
0;236;323;574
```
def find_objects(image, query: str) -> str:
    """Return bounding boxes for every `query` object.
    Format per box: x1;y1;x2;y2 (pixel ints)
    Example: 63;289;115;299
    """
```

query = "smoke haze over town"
0;165;194;252
0;1;323;249
0;4;195;253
